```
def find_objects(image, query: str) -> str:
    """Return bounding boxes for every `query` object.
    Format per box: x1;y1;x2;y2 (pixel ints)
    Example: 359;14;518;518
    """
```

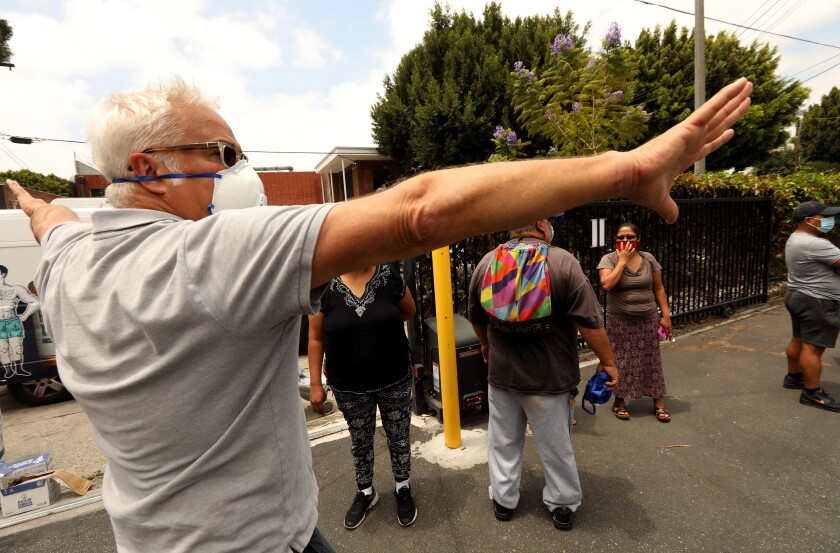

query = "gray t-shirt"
468;238;603;394
35;204;333;553
786;231;840;301
596;251;662;320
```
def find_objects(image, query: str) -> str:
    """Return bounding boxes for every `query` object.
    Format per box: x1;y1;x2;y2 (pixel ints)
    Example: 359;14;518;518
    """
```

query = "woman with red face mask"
596;222;672;422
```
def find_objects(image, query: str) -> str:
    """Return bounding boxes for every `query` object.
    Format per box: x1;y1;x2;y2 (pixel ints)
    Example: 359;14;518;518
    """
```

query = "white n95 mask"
207;160;268;215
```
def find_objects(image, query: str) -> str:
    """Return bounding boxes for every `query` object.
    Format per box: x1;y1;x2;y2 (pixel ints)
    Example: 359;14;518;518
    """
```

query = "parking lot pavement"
2;303;840;552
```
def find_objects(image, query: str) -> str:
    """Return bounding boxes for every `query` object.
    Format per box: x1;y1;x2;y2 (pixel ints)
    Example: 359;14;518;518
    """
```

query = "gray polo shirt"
35;204;333;552
786;231;840;301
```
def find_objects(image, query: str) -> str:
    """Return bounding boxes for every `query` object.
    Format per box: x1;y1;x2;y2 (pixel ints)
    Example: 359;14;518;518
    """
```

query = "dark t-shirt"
321;264;411;393
468;238;604;394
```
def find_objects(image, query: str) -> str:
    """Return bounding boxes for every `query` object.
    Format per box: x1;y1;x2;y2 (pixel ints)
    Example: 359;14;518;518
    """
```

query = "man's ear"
127;153;168;195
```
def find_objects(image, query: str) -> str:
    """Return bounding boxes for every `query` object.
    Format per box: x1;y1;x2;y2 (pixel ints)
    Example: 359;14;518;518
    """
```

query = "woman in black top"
308;264;417;530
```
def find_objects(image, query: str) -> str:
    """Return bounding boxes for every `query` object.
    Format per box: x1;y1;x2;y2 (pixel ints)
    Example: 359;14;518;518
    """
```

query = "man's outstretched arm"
6;180;80;243
311;78;752;287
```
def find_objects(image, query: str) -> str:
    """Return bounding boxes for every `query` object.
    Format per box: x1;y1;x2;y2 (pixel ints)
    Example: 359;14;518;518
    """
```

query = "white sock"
359;486;373;496
395;479;410;493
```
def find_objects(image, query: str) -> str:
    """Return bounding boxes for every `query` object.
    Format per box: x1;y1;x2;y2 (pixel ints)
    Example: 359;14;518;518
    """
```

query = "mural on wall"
0;264;40;379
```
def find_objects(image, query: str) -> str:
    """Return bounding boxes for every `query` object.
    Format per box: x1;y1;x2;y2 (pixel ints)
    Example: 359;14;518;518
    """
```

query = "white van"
0;202;108;405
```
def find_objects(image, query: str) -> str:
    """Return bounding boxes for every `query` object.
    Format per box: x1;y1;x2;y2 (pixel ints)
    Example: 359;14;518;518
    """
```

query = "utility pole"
794;117;802;171
694;0;706;175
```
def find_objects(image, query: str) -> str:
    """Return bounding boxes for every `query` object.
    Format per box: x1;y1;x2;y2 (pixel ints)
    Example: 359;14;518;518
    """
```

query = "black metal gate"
404;196;773;359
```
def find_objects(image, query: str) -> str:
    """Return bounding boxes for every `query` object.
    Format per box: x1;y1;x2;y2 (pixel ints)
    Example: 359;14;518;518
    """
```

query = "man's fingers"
690;78;752;127
6;179;27;197
652;196;679;225
704;97;752;151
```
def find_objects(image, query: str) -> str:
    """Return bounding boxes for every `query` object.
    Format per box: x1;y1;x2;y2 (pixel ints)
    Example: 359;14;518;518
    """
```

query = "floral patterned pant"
332;377;412;489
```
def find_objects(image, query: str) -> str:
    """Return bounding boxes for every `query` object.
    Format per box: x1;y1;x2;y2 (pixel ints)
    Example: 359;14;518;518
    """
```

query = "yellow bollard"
431;246;462;448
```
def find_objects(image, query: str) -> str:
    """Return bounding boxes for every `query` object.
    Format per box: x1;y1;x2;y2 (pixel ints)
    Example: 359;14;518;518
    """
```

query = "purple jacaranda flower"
605;90;623;103
526;71;535;80
551;34;574;53
514;61;525;75
642;114;651;123
549;146;558;153
545;109;556;121
493;126;506;140
572;102;583;112
506;131;518;148
604;22;621;49
586;57;596;68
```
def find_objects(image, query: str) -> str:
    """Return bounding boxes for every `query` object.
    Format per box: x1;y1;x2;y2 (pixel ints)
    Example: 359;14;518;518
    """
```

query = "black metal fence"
404;196;773;359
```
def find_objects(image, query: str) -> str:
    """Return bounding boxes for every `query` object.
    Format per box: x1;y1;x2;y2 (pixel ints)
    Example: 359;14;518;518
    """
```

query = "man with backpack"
467;219;618;531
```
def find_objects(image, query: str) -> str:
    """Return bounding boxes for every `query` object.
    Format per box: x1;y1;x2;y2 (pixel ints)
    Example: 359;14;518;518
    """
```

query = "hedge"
671;170;840;279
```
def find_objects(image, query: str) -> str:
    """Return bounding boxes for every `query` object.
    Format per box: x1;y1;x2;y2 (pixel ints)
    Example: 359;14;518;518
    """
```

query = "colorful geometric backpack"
479;241;553;334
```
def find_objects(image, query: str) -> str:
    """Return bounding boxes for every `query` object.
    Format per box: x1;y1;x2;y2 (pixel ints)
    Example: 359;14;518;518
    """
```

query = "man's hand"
309;381;327;416
625;78;753;224
598;363;619;392
6;179;80;243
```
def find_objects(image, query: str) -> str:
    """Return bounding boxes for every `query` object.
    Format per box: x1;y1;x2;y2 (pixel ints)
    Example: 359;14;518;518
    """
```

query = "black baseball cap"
792;201;840;223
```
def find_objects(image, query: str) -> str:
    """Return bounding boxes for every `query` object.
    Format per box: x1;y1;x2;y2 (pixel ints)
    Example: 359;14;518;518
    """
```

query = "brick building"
1;184;61;209
3;147;397;209
314;147;400;202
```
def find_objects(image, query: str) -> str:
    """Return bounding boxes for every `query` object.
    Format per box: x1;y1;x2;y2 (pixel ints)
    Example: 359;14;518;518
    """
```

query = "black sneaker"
395;486;417;527
552;506;573;531
493;500;514;521
344;489;378;529
783;373;805;389
800;389;840;412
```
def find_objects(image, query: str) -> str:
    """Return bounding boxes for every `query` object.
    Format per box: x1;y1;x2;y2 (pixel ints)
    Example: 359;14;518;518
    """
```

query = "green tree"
370;2;587;171
0;169;74;196
0;19;12;66
631;21;809;170
508;23;648;157
801;86;840;164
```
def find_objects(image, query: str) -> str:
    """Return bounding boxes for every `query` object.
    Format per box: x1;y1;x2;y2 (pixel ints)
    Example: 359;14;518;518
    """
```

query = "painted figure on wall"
0;265;40;378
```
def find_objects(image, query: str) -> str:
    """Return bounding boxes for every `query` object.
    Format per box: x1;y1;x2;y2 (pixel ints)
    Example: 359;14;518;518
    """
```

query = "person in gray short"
783;201;840;412
7;76;751;551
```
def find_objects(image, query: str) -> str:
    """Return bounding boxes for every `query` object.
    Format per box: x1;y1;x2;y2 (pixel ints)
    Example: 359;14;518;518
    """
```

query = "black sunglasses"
616;234;638;241
143;142;248;168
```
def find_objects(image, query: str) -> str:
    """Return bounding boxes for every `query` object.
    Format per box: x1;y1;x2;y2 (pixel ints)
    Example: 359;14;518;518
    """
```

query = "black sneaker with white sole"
800;388;840;412
344;489;378;529
395;486;417;527
783;373;805;389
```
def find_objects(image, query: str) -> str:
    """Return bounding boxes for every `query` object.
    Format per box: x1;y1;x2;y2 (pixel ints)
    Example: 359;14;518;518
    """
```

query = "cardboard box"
0;476;61;517
0;453;53;488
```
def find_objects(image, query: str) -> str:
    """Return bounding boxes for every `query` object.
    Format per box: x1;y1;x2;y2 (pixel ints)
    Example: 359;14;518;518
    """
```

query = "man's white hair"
86;76;219;207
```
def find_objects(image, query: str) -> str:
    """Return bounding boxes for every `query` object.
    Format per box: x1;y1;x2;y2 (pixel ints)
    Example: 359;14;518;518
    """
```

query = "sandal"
654;407;671;422
612;405;630;420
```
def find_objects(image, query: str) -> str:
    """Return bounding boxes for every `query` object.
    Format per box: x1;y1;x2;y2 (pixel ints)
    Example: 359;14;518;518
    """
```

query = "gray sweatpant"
487;384;582;512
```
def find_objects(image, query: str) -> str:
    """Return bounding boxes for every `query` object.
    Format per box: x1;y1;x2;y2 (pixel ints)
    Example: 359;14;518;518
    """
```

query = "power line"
0;141;31;170
799;57;840;82
788;52;840;77
633;0;840;50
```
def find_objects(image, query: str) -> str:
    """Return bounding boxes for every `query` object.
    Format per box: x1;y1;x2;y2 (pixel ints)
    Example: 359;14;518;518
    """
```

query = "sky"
1;0;839;179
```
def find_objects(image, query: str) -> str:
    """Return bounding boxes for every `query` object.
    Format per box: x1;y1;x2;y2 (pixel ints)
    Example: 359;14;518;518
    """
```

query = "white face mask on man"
207;160;267;215
111;159;267;216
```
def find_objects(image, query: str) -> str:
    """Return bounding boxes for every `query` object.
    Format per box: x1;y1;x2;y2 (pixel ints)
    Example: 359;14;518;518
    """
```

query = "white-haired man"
8;76;752;552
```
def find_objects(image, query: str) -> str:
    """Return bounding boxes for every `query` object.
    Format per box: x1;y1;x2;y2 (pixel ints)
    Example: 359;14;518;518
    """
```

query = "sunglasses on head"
143;142;248;168
616;234;638;241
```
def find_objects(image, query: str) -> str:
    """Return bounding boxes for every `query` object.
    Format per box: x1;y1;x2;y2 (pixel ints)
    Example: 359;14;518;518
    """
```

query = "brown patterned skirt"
605;316;666;399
